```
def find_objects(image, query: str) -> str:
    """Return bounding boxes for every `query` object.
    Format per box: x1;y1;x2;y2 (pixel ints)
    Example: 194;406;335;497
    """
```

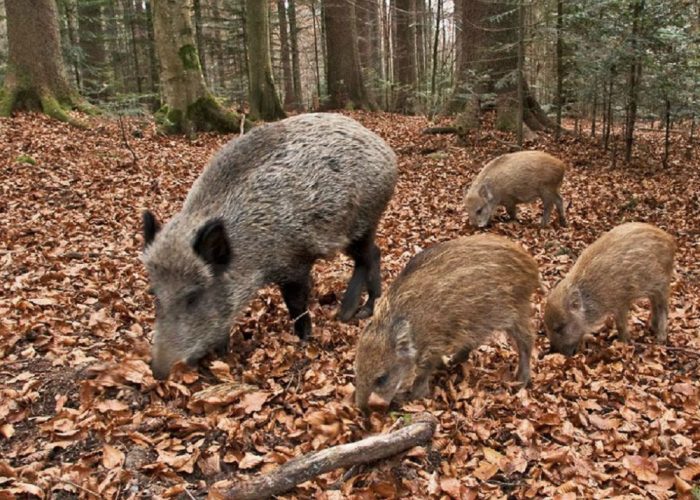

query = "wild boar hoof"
354;305;374;320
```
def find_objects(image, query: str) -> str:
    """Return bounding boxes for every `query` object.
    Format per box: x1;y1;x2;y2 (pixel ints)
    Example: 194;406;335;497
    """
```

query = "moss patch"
15;154;37;165
178;45;201;71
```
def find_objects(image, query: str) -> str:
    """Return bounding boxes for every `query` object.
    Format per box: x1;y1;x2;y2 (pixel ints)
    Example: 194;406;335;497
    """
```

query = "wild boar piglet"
464;150;567;228
354;235;539;414
545;222;675;356
142;113;397;379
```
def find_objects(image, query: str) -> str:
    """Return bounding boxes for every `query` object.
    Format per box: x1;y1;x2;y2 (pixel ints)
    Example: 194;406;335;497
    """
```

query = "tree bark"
152;0;244;133
221;414;438;500
0;0;88;122
624;0;644;163
245;0;286;121
447;0;555;133
323;0;374;110
662;97;671;168
555;0;563;140
393;0;417;113
193;0;208;85
287;0;303;109
277;0;294;108
145;0;160;96
430;0;441;97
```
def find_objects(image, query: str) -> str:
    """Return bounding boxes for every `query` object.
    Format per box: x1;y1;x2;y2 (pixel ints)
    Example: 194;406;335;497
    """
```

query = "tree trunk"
516;0;524;146
555;0;563;140
415;0;426;89
0;0;86;122
323;0;374;110
124;0;144;94
356;0;382;100
78;0;109;98
430;0;441;97
310;0;322;100
392;0;417;113
245;0;286;121
624;0;644;163
277;0;295;108
61;0;82;91
288;0;303;109
145;0;160;96
448;0;554;133
193;0;209;85
662;97;671;168
152;0;244;134
603;66;614;150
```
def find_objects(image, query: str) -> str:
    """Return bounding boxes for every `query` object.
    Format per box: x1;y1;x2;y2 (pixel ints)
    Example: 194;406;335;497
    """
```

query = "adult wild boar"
544;222;675;356
354;235;539;414
464;150;567;228
142;113;397;379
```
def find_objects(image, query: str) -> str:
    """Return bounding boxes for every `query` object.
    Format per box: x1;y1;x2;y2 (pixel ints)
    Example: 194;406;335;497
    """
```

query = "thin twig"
118;115;138;166
60;480;101;498
632;341;699;356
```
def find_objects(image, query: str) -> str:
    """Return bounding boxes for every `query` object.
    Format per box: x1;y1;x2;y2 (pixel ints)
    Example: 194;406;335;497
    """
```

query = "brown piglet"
354;235;540;414
464;150;567;228
544;222;675;355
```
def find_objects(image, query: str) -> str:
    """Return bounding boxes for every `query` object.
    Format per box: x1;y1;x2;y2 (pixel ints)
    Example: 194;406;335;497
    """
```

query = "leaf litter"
0;111;699;498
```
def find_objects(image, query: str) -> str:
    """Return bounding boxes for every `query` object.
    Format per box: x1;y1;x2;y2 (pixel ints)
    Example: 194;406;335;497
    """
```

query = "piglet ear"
392;318;416;360
143;210;160;249
567;287;586;314
193;218;231;273
478;182;493;201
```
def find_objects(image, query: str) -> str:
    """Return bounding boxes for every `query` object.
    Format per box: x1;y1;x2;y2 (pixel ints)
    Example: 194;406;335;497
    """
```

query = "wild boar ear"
143;210;160;249
391;318;416;360
193;218;231;272
567;287;586;314
478;182;493;201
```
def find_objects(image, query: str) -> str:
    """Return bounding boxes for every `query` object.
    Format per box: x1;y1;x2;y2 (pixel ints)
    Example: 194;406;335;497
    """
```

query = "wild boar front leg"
508;321;533;386
554;193;567;226
339;232;379;321
614;308;630;343
650;291;669;343
540;195;554;227
280;267;313;339
357;242;382;319
505;201;518;222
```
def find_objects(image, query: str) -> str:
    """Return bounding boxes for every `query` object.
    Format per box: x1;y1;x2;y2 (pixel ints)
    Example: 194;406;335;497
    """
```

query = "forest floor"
1;110;699;499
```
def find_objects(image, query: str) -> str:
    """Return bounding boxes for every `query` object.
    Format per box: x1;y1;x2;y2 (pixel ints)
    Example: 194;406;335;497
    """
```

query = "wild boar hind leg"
554;193;567;226
650;292;669;343
279;267;313;339
507;322;533;386
338;231;381;321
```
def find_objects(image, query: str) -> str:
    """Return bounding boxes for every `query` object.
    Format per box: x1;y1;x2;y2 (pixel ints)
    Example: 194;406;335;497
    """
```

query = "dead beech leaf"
102;444;125;469
238;391;269;414
679;462;700;481
516;418;535;443
473;460;499;481
483;446;504;464
238;452;264;470
190;382;256;407
440;477;462;498
622;455;658;482
1;423;15;439
96;399;129;413
589;414;616;431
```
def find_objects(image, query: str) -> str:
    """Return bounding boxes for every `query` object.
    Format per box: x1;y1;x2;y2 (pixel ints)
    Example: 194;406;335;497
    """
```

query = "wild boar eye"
375;374;389;387
476;207;483;215
185;291;200;307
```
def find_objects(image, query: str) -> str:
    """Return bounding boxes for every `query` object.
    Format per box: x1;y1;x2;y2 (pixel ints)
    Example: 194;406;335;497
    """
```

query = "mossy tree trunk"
447;0;556;134
152;0;244;134
323;0;375;110
0;0;86;122
245;0;286;121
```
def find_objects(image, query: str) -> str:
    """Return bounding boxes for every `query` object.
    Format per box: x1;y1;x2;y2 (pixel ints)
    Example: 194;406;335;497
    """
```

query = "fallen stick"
220;413;438;500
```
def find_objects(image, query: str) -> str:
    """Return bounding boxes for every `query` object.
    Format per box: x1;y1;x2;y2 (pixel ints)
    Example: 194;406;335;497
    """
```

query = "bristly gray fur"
143;113;397;379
